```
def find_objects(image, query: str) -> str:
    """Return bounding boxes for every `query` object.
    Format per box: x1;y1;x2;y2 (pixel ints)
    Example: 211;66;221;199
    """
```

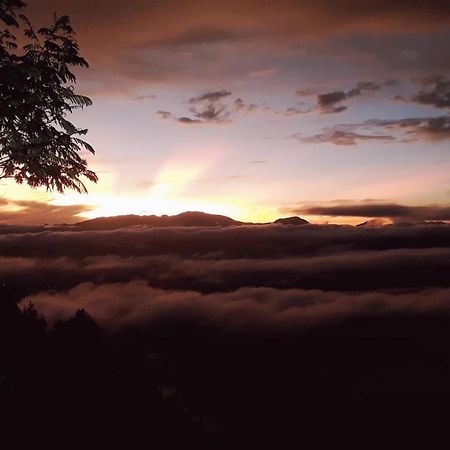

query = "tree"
0;0;97;193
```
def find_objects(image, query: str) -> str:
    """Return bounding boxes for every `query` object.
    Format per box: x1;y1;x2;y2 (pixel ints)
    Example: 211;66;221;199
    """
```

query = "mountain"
75;211;309;231
274;216;309;226
76;211;243;230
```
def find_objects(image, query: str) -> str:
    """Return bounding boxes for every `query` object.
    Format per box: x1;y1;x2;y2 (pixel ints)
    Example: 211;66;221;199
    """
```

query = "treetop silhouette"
0;0;97;193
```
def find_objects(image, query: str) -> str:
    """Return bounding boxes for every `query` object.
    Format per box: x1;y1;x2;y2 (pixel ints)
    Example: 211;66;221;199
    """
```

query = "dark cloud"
156;110;174;120
366;116;450;141
187;90;234;123
296;115;450;145
27;1;450;90
158;90;232;124
291;130;395;145
412;75;450;109
29;1;450;53
234;98;258;113
157;109;206;125
177;116;203;125
189;103;230;123
188;90;232;104
347;81;381;96
318;91;347;105
297;202;450;222
157;91;261;125
279;106;312;116
316;81;382;114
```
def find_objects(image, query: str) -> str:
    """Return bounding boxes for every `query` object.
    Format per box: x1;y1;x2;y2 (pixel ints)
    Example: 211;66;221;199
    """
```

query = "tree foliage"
0;0;97;193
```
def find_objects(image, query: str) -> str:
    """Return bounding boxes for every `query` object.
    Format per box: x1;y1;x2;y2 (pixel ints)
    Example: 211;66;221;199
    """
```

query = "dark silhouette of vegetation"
0;0;97;193
2;291;450;448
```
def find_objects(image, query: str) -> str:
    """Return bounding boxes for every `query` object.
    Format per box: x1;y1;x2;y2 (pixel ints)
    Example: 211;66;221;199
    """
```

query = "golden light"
0;156;282;224
50;158;249;221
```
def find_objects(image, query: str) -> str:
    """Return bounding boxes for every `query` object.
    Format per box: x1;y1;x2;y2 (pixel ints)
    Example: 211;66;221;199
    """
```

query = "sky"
3;3;450;439
2;0;450;224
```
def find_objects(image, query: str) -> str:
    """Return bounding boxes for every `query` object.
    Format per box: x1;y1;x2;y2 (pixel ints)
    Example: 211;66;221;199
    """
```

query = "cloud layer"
21;281;450;332
0;221;448;331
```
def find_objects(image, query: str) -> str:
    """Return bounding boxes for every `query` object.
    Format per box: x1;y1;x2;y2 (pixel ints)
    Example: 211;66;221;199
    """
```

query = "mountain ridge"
75;211;309;230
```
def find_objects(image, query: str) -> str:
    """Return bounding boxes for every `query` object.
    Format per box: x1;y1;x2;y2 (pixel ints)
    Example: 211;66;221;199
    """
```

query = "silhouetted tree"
20;301;47;337
0;0;97;193
52;308;100;350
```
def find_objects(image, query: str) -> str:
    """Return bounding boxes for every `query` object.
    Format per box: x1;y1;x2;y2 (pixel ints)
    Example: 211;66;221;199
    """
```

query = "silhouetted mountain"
274;216;309;225
76;211;310;230
76;211;243;230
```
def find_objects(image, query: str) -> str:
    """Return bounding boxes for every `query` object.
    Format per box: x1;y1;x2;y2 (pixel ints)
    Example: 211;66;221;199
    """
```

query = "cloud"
296;201;450;222
295;116;450;145
177;116;204;125
366;116;450;141
277;106;311;116
134;93;156;101
156;110;174;120
317;91;348;113
188;90;232;104
316;81;382;114
234;98;258;113
27;1;450;90
157;109;204;125
157;91;261;124
187;90;236;123
291;130;395;145
412;75;450;109
19;280;450;333
1;222;450;303
347;81;381;96
159;90;232;124
3;221;450;259
0;199;93;225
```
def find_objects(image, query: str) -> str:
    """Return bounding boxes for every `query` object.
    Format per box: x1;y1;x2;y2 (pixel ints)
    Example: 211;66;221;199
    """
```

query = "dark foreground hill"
76;211;309;230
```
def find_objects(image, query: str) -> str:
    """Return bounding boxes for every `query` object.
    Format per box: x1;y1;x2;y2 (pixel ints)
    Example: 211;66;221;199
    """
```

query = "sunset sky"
3;0;449;224
4;3;450;441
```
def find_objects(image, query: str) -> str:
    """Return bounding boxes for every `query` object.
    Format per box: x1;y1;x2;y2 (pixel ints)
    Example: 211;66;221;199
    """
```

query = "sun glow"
51;159;248;221
1;156;280;224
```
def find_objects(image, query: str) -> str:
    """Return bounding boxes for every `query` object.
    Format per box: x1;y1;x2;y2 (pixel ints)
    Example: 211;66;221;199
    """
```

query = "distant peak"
274;216;309;225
